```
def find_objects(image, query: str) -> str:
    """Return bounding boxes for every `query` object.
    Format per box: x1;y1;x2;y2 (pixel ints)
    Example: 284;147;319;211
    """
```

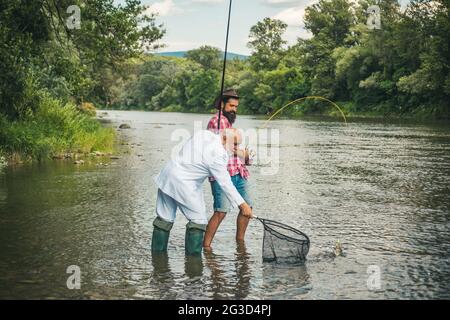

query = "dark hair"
214;89;239;110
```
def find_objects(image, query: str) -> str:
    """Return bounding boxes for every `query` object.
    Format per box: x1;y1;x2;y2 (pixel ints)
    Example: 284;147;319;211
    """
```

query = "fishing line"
217;0;233;132
260;96;348;129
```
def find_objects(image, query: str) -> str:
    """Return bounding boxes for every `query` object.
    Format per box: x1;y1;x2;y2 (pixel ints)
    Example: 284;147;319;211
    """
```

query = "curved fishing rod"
217;0;233;132
260;96;348;129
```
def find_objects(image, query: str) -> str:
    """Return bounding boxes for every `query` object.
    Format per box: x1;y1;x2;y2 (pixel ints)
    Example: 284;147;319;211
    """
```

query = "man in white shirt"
152;128;253;255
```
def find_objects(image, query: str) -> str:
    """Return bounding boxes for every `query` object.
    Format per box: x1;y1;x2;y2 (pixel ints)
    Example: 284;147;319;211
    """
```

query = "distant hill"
154;51;248;61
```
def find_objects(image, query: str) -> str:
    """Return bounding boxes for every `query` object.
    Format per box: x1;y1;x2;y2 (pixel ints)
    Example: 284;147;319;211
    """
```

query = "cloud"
271;1;318;25
272;2;317;42
261;0;302;7
283;25;312;44
273;6;305;26
190;0;224;4
144;0;182;17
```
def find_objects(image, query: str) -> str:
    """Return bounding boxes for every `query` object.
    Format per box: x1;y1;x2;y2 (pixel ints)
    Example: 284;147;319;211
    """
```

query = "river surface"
0;110;449;299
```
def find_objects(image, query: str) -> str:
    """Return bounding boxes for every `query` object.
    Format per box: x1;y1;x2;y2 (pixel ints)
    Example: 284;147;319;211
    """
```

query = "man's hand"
234;148;246;159
239;202;253;218
235;148;254;165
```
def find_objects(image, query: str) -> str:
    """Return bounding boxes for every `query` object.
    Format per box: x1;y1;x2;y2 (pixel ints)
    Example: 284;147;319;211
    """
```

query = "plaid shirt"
207;112;250;181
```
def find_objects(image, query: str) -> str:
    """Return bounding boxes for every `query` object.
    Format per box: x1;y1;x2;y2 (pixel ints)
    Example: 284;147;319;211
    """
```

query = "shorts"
210;174;252;214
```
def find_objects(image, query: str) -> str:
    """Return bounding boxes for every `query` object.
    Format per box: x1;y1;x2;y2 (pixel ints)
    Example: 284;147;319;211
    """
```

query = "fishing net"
258;218;310;264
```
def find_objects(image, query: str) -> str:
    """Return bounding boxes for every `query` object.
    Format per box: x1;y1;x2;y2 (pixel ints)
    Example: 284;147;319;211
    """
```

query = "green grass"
0;94;115;163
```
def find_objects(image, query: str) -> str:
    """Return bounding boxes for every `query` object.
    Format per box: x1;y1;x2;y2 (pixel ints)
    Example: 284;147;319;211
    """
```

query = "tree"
396;0;450;116
184;69;220;112
247;18;288;71
304;0;354;45
299;0;355;100
185;46;222;71
0;0;165;119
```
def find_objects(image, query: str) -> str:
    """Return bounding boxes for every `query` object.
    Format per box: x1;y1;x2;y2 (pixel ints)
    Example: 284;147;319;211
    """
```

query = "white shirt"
154;130;245;213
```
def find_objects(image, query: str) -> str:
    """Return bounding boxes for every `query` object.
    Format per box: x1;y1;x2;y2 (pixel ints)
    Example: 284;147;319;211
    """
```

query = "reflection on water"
204;242;253;300
0;111;449;299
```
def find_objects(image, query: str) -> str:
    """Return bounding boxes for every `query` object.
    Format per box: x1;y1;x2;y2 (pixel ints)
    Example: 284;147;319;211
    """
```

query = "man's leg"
151;189;177;252
179;204;208;256
235;175;252;242
185;221;206;256
204;180;229;248
203;211;226;249
236;212;250;241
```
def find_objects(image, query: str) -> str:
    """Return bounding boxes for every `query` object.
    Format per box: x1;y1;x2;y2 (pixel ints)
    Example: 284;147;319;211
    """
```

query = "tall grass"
0;94;115;163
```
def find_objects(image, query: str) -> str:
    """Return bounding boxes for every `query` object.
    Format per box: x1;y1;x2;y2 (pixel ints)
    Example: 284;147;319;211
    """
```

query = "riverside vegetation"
1;0;449;164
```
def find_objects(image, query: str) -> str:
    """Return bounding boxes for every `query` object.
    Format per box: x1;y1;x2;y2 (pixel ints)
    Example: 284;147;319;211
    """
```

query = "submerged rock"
92;151;106;157
119;123;131;129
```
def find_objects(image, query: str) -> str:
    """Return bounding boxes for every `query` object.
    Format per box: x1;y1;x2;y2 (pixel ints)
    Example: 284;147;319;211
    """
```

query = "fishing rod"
217;0;233;132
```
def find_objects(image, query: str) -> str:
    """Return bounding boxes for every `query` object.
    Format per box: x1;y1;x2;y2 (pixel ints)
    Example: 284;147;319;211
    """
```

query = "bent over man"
151;128;253;256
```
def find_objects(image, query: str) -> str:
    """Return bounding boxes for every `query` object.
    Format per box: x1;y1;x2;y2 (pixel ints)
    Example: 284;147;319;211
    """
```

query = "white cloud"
144;0;182;17
191;0;224;4
284;26;312;44
261;0;302;7
273;6;306;27
272;2;317;43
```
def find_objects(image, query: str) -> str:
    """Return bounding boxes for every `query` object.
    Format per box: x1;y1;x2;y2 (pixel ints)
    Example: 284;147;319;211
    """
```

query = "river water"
0;110;449;299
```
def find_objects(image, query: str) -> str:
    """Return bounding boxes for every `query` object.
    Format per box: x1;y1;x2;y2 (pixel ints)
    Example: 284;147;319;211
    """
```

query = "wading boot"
151;217;174;252
185;221;206;256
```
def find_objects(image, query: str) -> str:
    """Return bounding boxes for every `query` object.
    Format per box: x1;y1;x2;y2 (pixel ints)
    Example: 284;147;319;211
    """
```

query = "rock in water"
119;123;131;129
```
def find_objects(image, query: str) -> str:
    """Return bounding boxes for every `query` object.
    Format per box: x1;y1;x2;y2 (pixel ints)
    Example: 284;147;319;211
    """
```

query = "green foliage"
184;69;220;112
0;0;165;119
185;46;222;71
247;18;288;71
0;94;114;161
105;0;449;120
0;0;163;161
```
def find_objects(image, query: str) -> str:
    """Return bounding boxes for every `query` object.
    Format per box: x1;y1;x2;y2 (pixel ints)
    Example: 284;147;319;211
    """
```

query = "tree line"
109;0;449;119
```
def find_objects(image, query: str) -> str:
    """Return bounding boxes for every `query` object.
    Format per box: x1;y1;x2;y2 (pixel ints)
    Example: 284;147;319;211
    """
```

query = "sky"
117;0;410;55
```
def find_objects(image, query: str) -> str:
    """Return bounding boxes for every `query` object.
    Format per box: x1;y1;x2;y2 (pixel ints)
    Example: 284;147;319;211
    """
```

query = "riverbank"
0;95;115;166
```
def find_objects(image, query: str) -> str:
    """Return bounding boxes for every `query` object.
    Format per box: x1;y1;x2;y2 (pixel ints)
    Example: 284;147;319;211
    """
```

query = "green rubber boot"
151;217;174;252
185;221;206;256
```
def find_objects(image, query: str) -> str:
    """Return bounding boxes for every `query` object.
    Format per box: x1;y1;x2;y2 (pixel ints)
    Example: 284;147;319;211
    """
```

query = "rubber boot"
151;217;174;252
185;221;206;256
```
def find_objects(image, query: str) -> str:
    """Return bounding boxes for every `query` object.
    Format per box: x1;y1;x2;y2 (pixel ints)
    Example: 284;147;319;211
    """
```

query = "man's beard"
222;110;236;124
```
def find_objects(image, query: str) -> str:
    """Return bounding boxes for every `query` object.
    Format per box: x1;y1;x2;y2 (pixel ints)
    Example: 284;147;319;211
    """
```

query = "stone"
119;123;131;129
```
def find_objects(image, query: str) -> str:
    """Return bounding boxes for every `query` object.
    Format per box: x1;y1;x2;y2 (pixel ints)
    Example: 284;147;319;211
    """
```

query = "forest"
110;0;450;120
